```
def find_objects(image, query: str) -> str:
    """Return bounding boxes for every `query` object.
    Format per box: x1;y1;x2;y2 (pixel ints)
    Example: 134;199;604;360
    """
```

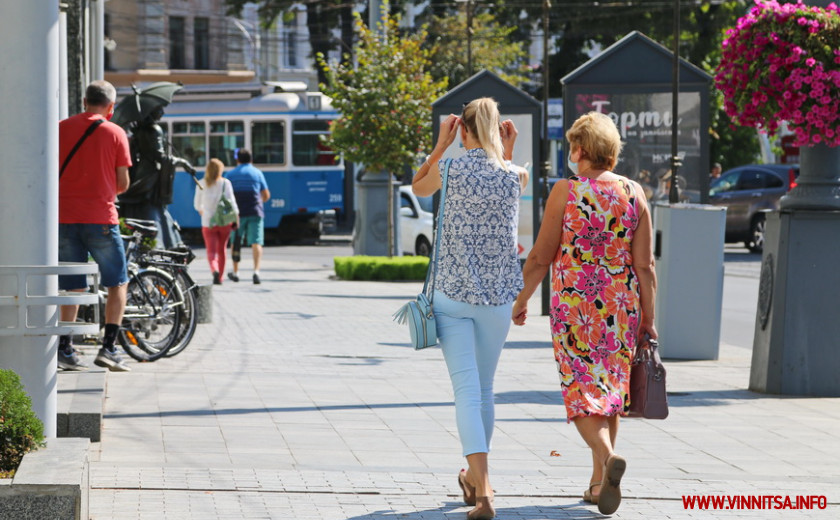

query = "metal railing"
0;263;99;337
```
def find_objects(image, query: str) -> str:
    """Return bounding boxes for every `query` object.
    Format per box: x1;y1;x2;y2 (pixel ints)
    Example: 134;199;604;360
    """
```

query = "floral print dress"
551;175;640;421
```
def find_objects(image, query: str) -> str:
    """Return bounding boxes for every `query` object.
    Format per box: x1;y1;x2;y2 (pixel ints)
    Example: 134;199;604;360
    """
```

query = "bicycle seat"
123;218;159;238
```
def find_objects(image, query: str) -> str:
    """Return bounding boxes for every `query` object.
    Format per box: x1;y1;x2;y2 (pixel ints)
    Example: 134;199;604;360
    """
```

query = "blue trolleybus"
159;86;343;242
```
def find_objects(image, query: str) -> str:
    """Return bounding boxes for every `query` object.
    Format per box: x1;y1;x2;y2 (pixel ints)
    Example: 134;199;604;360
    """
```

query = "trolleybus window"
209;121;244;166
172;121;207;167
292;120;336;166
252;121;286;165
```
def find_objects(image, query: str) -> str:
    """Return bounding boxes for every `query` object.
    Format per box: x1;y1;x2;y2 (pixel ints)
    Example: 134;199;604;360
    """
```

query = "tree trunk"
387;172;394;257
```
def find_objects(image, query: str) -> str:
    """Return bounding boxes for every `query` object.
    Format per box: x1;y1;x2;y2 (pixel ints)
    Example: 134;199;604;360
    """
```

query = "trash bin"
652;203;726;360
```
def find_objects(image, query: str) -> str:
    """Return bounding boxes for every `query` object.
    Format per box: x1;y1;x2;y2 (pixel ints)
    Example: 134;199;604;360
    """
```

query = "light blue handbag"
393;159;451;349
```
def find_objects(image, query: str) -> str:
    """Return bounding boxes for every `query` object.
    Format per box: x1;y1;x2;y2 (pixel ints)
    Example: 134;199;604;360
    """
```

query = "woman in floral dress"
512;112;658;515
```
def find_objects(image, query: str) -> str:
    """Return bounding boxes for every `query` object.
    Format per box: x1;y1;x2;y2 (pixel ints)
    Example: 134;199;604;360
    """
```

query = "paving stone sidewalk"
87;242;840;519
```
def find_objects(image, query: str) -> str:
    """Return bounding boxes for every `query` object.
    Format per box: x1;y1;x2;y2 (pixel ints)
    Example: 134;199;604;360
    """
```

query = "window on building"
194;17;209;70
169;16;186;69
292;120;336;166
171;121;206;166
209;121;245;166
286;27;297;68
252;121;286;165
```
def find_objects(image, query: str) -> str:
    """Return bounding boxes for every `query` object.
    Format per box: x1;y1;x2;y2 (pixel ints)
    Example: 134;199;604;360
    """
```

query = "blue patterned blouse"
435;148;524;306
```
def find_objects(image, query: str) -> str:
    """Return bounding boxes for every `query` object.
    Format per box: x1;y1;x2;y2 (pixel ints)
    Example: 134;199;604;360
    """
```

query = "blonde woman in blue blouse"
412;98;527;520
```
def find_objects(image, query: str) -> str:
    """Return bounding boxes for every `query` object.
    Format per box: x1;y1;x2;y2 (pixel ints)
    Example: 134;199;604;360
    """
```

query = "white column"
0;0;61;436
59;9;69;119
90;0;104;80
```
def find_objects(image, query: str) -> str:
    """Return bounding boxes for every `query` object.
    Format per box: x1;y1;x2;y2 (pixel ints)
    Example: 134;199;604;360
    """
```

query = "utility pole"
456;0;474;76
466;0;473;76
542;0;551;181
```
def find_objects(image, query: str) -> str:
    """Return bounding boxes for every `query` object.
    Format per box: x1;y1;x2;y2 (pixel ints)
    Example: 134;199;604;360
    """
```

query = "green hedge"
334;256;430;281
0;369;45;478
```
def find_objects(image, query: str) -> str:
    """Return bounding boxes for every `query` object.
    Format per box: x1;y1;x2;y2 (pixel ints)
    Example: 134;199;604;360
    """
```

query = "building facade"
104;0;316;88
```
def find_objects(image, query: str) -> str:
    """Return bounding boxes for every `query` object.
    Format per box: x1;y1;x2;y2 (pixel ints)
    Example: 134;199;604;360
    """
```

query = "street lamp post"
539;0;552;316
229;17;261;82
668;0;681;204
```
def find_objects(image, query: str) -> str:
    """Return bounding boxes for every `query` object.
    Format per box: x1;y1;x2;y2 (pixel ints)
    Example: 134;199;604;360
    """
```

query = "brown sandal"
467;496;496;519
458;469;476;506
598;454;627;515
583;482;600;504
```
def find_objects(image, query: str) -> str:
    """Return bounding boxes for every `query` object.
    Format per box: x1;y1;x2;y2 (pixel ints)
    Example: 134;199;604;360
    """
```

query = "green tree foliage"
0;369;45;478
469;0;761;166
426;11;529;88
552;0;761;166
316;11;448;176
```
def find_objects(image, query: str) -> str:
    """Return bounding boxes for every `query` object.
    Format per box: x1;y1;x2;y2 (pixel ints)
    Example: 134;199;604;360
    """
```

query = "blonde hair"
462;97;507;170
205;158;224;187
566;112;622;170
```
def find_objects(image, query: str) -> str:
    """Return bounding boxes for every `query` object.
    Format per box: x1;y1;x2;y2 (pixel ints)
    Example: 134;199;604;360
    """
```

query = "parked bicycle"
120;218;198;360
125;234;199;357
115;220;179;361
74;219;199;362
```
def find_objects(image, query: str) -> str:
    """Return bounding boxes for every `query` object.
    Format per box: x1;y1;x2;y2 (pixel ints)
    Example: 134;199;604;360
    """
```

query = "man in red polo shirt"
58;80;132;372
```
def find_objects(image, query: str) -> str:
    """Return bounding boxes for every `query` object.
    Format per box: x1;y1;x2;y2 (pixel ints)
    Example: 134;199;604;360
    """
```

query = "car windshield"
416;194;434;214
710;174;737;196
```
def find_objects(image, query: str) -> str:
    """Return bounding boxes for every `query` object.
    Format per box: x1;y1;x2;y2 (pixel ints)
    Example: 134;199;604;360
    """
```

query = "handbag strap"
423;158;452;300
217;178;230;206
60;118;106;178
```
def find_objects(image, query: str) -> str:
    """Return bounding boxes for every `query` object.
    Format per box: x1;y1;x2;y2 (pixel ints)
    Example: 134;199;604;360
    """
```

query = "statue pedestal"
750;209;840;396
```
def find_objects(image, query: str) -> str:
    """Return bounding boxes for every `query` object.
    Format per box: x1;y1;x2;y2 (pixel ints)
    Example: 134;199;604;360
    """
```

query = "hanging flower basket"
714;0;840;147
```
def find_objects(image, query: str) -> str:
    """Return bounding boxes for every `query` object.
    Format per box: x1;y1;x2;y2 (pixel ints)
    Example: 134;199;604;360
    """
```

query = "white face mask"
568;154;579;175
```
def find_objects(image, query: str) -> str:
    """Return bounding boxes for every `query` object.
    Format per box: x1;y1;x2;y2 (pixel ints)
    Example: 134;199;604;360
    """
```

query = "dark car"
709;164;799;253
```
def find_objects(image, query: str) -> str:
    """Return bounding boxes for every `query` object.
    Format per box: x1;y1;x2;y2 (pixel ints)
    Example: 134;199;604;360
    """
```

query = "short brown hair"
566;112;622;170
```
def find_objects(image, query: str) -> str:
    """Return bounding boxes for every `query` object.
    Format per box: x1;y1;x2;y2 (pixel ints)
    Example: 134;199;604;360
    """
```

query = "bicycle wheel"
119;269;181;361
163;270;198;357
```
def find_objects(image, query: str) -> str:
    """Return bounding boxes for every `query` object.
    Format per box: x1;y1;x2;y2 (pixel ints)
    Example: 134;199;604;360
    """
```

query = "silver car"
709;164;799;253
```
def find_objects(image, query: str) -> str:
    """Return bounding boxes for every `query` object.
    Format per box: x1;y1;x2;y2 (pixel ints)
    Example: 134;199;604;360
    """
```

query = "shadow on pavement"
724;251;761;263
314;293;416;300
343;502;602;520
495;390;563;405
105;401;454;419
505;341;553;349
666;388;814;407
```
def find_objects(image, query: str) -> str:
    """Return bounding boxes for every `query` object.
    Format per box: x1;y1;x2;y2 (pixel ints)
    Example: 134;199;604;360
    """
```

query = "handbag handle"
634;333;662;365
422;158;452;301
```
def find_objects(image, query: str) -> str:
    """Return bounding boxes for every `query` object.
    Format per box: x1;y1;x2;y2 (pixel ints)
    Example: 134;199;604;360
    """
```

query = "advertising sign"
570;92;703;203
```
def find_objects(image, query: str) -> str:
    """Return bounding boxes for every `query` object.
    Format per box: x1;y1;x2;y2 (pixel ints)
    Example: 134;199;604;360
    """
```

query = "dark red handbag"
628;334;669;419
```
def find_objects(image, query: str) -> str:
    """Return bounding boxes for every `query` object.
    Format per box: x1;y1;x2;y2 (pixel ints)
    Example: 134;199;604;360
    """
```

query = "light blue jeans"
434;290;513;456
